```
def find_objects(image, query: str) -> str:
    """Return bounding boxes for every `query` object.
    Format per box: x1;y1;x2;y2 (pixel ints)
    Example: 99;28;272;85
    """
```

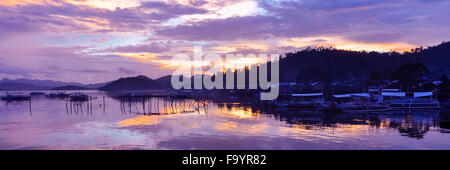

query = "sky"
1;0;450;84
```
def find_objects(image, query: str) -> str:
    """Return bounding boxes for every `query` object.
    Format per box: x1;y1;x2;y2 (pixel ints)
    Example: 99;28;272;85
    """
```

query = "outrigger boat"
276;93;324;109
329;92;391;113
276;88;441;112
389;98;441;109
383;92;441;110
336;103;391;113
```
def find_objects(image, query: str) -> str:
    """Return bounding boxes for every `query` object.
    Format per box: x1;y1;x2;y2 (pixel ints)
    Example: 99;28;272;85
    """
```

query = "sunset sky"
1;0;450;84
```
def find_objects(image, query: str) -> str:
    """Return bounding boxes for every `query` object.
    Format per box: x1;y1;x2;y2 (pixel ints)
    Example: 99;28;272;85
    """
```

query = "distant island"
51;85;91;90
98;75;171;91
0;78;107;91
0;82;50;91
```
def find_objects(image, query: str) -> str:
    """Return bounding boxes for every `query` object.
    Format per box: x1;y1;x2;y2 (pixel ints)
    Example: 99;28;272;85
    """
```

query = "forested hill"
279;41;450;82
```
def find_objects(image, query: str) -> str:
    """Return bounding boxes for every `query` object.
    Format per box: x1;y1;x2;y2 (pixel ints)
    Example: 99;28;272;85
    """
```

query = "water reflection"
263;108;443;140
0;90;449;149
119;115;159;127
117;96;208;115
2;100;32;116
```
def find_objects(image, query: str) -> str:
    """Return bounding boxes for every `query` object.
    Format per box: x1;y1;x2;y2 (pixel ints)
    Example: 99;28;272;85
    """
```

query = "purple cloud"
100;41;173;53
140;1;208;16
0;1;208;34
156;0;450;45
118;67;138;75
0;62;29;77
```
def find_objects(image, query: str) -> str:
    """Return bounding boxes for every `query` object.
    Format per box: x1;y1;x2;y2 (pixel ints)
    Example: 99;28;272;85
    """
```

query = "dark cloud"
140;1;208;16
188;0;209;7
0;6;41;37
0;1;208;34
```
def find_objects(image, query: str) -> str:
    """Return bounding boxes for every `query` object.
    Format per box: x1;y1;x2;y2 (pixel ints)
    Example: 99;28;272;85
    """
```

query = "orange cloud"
277;36;416;52
117;52;158;62
66;0;140;10
0;0;47;6
0;0;140;10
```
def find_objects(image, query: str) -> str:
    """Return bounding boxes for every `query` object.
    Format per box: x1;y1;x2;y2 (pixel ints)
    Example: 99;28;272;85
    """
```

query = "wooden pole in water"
29;99;32;116
129;101;131;114
86;99;89;114
66;99;69;115
120;99;123;115
74;102;77;114
143;98;146;114
90;97;93;115
103;96;105;114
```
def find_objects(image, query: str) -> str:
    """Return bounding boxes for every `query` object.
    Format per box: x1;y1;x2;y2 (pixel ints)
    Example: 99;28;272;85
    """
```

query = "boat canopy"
368;89;400;92
382;89;400;92
292;93;322;97
413;92;433;98
382;92;406;97
279;82;296;86
333;93;370;98
433;81;442;86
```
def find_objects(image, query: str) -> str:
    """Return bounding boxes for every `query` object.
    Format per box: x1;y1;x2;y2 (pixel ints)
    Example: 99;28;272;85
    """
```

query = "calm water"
0;90;449;150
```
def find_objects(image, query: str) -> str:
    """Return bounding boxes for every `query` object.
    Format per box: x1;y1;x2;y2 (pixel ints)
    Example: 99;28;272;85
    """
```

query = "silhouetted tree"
390;63;429;93
438;74;450;101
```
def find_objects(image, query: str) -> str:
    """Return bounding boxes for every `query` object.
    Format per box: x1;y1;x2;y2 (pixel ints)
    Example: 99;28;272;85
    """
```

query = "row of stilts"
65;96;105;115
4;94;209;116
119;96;208;115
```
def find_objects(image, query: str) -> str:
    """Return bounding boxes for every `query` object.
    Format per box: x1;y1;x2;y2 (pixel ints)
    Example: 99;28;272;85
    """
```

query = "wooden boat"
389;98;441;109
1;94;31;101
276;93;323;109
381;91;441;110
316;102;343;112
69;93;89;101
30;92;45;96
337;103;391;113
282;101;320;109
45;93;70;99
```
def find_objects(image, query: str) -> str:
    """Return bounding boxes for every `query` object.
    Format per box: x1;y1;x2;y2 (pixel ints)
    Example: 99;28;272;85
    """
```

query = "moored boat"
1;94;31;101
316;101;343;112
69;93;89;101
45;93;70;99
30;92;46;96
388;92;441;110
336;103;391;113
276;93;323;109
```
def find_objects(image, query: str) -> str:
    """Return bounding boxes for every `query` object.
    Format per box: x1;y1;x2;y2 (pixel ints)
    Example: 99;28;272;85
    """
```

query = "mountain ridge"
1;41;450;91
98;75;170;91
